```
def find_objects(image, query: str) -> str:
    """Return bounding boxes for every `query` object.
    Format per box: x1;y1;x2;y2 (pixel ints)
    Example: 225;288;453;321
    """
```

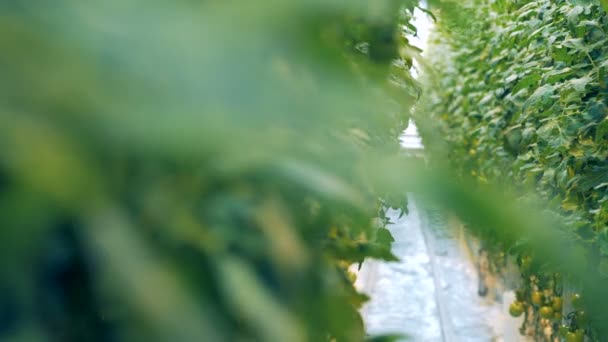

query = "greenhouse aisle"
354;118;526;341
353;8;515;341
355;202;506;341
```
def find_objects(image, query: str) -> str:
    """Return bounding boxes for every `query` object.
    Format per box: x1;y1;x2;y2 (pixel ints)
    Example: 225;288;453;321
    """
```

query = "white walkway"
356;202;505;341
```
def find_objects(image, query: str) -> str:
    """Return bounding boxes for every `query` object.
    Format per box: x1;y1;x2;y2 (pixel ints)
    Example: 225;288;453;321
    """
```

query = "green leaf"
569;75;593;92
218;257;305;342
596;119;608;143
524;84;555;111
563;37;588;52
545;67;574;84
566;5;584;24
512;73;541;93
374;227;395;246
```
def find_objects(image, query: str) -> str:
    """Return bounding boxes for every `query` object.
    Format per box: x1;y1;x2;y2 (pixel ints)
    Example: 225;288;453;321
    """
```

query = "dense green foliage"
0;1;432;341
6;0;608;341
422;0;608;339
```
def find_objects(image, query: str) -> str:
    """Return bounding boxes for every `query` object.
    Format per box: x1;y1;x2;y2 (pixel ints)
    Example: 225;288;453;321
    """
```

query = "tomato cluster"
509;256;591;341
557;294;588;342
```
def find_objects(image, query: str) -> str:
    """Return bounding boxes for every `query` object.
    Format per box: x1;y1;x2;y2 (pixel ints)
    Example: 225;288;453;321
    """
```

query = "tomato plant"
0;0;426;341
421;0;608;340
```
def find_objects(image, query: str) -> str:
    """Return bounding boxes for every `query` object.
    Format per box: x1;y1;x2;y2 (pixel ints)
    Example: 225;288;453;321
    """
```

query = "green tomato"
552;296;563;311
509;301;525;317
539;306;553;319
576;310;588;326
558;325;569;337
520;255;532;271
531;291;543;306
553;311;562;321
571;293;583;309
566;329;584;342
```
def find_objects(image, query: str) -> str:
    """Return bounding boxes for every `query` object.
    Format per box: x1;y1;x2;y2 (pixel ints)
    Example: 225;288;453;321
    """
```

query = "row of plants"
0;0;456;341
421;0;608;340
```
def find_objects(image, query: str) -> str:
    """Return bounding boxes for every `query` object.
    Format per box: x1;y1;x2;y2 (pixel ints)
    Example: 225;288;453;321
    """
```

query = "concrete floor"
355;200;508;341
